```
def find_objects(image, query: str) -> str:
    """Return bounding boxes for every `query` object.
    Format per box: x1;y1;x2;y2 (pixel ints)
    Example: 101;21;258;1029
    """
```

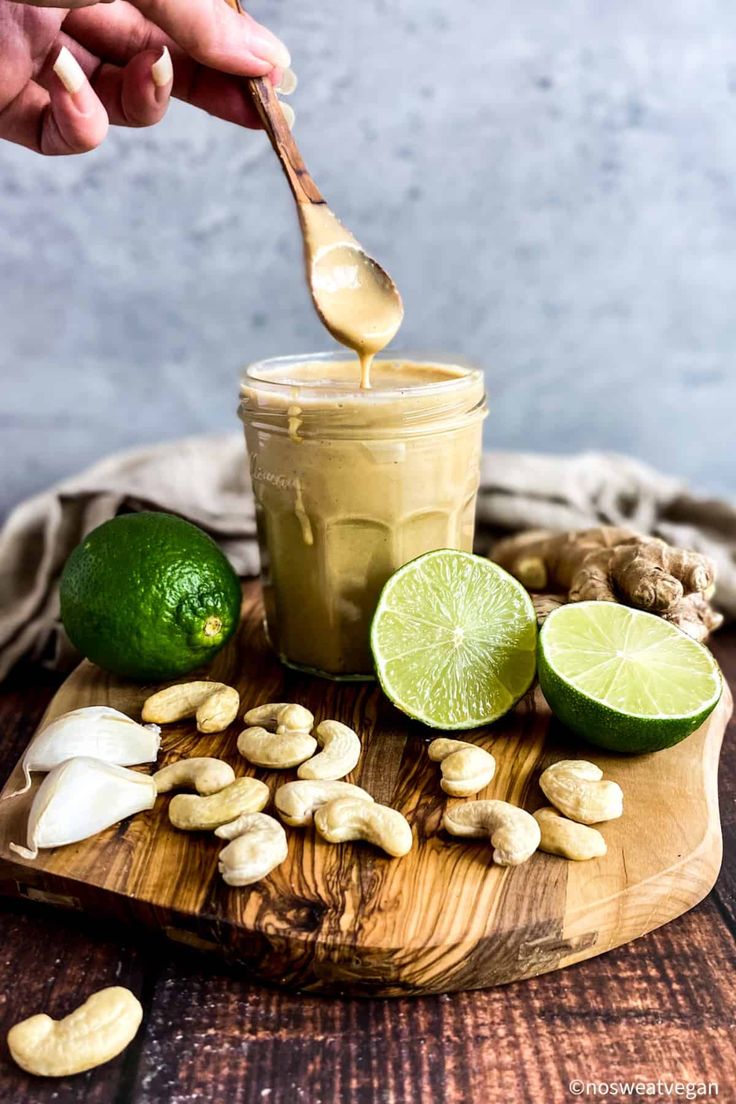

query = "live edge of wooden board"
0;582;730;998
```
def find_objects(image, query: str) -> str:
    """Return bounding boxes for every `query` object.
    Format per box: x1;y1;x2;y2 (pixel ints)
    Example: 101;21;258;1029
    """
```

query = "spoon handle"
247;77;323;205
222;0;323;205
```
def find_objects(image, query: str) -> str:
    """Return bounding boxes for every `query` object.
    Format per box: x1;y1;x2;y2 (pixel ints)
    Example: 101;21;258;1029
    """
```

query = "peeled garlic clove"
4;707;161;800
9;756;157;860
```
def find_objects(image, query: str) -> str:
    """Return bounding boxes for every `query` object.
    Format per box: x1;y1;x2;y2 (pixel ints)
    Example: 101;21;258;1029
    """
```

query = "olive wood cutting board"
0;582;730;997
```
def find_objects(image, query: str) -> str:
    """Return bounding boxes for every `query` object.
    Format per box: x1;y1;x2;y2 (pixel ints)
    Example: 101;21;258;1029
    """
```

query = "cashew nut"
297;719;361;781
539;760;623;824
442;800;541;866
7;986;143;1077
428;738;496;797
275;780;374;827
194;686;241;733
314;797;413;858
142;681;240;733
237;726;317;769
243;702;314;733
534;806;607;861
215;812;288;886
154;757;235;796
169;777;269;830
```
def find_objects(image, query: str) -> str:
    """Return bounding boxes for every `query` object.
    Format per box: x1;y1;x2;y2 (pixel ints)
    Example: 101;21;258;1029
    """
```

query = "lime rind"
541;602;721;720
538;601;722;753
60;512;242;680
370;550;537;729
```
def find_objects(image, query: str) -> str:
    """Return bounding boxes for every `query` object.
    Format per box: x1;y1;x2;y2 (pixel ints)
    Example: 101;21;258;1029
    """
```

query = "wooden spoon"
224;0;404;386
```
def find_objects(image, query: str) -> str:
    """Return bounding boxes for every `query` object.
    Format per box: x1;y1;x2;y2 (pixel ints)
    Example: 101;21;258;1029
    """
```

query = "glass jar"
239;352;487;679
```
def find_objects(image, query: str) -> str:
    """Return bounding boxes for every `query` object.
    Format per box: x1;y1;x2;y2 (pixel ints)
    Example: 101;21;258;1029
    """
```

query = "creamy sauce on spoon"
299;203;404;389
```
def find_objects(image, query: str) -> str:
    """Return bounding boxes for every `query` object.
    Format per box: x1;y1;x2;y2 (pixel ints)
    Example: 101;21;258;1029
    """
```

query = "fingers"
0;45;110;155
45;45;109;152
10;43;175;153
33;34;174;129
92;46;172;127
127;0;289;76
0;83;49;151
11;0;113;8
65;1;290;78
65;5;265;128
172;63;260;128
1;0;288;156
63;1;178;63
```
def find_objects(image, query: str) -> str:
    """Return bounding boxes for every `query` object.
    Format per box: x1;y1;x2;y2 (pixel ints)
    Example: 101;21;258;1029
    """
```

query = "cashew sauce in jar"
239;353;487;679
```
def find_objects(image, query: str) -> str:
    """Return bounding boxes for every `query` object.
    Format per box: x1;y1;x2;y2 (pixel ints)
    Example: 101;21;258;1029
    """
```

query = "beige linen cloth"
0;432;734;682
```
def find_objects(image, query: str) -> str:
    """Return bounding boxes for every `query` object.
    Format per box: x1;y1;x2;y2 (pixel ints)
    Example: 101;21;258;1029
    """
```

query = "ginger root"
492;526;723;643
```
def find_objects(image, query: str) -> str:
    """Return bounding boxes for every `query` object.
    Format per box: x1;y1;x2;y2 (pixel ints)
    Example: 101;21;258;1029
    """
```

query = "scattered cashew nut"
194;686;242;733
7;986;143;1077
243;702;314;734
442;800;541;866
237;726;317;769
314;797;413;858
215;812;288;886
539;760;623;825
428;738;496;797
534;806;607;861
275;780;374;827
142;681;240;733
297;719;361;781
169;776;269;830
154;757;235;796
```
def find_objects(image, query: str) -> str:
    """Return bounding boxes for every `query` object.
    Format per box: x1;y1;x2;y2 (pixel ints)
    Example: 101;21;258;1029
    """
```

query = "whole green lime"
60;512;242;680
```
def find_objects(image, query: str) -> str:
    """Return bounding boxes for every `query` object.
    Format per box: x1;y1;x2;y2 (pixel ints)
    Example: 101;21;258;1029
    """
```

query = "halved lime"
538;601;722;753
370;550;537;729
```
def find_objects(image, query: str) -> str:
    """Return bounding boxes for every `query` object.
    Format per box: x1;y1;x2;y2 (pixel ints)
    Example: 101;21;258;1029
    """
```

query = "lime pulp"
370;550;538;729
538;601;722;753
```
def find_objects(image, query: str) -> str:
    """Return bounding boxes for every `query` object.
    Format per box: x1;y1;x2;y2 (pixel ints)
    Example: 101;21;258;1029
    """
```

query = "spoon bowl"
300;207;404;388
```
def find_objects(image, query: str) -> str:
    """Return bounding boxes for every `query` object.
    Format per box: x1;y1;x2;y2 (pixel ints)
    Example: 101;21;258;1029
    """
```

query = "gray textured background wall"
1;0;735;520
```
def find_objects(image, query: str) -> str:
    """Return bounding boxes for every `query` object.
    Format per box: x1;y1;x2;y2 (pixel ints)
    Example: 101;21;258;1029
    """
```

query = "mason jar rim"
240;349;484;398
239;350;487;441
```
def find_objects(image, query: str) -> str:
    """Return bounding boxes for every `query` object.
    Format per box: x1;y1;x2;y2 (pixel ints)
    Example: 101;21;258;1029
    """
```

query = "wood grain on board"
0;582;730;997
0;630;734;1102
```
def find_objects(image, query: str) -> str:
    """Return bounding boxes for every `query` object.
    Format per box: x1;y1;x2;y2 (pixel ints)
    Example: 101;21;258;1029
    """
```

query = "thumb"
130;0;290;76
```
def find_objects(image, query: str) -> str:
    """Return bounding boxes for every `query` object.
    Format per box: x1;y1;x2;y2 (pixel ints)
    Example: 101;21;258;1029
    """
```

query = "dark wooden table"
0;639;734;1104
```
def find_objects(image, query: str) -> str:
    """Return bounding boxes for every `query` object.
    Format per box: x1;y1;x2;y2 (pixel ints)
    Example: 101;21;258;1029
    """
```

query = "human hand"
0;0;291;154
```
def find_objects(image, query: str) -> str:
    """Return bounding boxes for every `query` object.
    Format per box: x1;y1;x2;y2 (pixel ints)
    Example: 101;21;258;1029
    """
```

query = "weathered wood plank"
0;897;152;1104
128;895;735;1104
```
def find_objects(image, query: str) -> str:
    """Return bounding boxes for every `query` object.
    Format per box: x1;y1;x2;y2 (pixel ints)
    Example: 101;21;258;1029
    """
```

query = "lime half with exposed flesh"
538;601;722;753
370;550;537;729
